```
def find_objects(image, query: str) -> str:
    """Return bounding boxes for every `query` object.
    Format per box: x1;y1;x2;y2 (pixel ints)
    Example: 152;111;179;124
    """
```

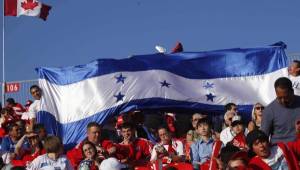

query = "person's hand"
25;132;38;138
107;146;117;155
213;157;224;170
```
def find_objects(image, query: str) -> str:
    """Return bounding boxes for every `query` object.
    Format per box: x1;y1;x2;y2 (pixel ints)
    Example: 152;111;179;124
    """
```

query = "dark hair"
274;77;293;91
157;126;169;133
196;117;212;128
246;130;269;150
293;60;300;68
1;108;11;115
224;103;236;111
43;136;63;153
33;123;46;133
220;144;240;166
6;98;15;105
121;122;135;130
7;123;19;132
87;122;101;130
30;85;40;92
81;140;97;159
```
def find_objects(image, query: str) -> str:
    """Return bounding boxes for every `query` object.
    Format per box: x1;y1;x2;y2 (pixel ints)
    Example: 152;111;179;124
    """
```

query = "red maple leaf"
21;0;39;10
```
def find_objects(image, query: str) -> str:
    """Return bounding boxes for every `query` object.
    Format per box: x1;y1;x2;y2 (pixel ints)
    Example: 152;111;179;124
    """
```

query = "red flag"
4;0;52;21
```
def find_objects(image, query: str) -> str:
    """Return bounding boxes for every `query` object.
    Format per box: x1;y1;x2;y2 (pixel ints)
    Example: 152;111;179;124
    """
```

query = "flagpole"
2;0;5;106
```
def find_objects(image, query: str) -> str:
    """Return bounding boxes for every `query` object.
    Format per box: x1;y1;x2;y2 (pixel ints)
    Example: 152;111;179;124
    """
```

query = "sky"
0;0;300;82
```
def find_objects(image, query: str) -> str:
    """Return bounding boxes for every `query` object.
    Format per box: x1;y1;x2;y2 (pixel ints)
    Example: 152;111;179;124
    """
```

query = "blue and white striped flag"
36;44;288;145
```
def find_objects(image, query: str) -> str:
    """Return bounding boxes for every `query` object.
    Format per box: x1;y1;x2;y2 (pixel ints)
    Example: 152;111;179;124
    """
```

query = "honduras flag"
36;43;288;145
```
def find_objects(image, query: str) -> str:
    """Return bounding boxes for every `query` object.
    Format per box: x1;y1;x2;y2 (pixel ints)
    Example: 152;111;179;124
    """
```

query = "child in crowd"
190;118;222;170
220;144;249;170
33;124;48;144
150;126;184;164
27;136;73;170
229;115;248;151
12;132;45;167
78;141;100;170
247;130;299;170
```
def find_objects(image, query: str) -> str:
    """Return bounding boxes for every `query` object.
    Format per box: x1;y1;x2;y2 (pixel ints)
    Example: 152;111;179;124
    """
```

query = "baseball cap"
231;115;243;127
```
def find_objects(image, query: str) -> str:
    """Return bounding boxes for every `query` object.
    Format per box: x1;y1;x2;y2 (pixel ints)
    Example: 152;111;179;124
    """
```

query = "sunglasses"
255;106;264;110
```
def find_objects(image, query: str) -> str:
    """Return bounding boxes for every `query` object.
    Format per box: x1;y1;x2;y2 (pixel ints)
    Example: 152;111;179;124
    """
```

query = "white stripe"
40;68;288;124
17;0;41;17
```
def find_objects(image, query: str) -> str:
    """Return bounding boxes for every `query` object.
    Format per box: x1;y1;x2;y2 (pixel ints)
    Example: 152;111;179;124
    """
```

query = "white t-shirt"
289;75;300;96
26;154;73;170
22;100;40;120
220;127;234;145
150;140;184;161
262;145;288;170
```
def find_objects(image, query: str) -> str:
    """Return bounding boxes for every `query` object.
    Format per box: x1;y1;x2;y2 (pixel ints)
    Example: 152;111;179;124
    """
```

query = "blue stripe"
37;97;253;145
36;46;288;85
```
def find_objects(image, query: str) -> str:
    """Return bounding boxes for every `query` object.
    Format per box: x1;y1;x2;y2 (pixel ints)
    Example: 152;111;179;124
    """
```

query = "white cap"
232;115;242;122
99;158;123;170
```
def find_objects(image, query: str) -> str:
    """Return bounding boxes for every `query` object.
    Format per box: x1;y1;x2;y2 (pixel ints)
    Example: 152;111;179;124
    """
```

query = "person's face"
186;132;193;141
227;159;247;169
6;102;13;108
121;127;134;141
28;135;39;147
30;87;42;100
254;104;264;117
232;124;244;135
82;143;96;160
38;128;47;139
275;87;294;107
192;114;205;128
252;139;270;158
10;126;22;139
158;128;171;145
230;105;238;113
296;120;300;134
197;123;210;137
87;126;101;144
225;112;235;127
288;62;300;76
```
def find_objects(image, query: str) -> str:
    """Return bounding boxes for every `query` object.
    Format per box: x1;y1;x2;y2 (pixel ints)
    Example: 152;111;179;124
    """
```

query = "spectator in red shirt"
6;98;25;118
247;130;299;170
66;122;116;169
118;122;152;167
150;126;185;164
78;141;100;170
288;119;300;161
12;132;45;167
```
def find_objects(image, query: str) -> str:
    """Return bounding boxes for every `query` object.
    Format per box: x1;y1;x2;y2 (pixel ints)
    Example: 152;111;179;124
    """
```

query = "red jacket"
66;139;114;169
11;149;46;167
117;138;152;166
288;134;300;161
248;143;300;170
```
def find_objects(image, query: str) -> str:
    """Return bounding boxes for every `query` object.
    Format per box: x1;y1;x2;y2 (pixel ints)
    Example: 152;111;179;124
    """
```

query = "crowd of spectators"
0;62;299;169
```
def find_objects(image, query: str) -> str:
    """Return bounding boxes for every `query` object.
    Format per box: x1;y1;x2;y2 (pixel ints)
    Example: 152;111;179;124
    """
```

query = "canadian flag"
4;0;52;21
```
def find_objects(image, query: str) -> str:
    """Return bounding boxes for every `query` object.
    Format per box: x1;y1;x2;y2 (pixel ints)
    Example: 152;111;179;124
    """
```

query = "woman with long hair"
247;103;264;132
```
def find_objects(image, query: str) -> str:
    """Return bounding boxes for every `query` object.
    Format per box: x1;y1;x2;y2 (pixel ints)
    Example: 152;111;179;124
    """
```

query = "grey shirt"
261;95;300;143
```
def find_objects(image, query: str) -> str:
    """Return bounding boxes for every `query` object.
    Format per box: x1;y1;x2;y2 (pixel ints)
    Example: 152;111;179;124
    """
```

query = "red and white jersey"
150;139;184;162
12;103;26;116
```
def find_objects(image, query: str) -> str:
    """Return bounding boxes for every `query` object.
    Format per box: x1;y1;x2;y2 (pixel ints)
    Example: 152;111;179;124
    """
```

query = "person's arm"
171;141;185;162
150;145;158;162
65;157;74;170
1;137;10;152
260;107;273;136
248;121;255;132
190;143;201;165
14;135;27;156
